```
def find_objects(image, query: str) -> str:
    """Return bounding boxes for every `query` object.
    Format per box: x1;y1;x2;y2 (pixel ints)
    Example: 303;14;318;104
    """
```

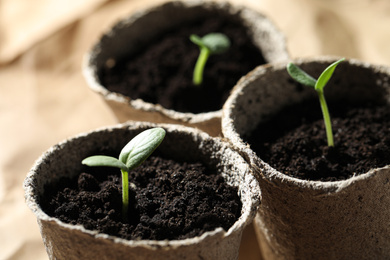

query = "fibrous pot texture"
222;57;390;259
24;122;260;260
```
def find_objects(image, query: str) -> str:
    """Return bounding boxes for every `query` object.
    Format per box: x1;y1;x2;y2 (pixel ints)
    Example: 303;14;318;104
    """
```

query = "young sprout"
82;127;166;221
286;58;345;147
190;33;231;86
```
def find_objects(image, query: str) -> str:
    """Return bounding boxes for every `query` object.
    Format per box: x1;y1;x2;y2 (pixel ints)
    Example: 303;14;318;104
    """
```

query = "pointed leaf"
315;58;345;91
190;34;206;49
82;155;128;171
119;127;166;171
286;62;317;88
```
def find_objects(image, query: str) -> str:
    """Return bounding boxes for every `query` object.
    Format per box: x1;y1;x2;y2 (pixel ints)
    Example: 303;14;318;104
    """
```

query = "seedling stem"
82;127;166;221
190;33;230;85
287;58;345;147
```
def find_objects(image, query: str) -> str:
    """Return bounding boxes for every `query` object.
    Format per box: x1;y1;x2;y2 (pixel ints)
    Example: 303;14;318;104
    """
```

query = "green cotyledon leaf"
315;58;345;91
82;155;128;171
286;62;317;88
119;127;166;171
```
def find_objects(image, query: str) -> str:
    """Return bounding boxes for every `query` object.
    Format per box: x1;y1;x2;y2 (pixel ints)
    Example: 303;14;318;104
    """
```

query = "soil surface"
41;155;242;240
99;15;265;113
247;100;390;181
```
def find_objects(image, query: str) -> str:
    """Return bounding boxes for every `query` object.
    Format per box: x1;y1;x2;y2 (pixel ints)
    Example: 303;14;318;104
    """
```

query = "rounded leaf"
119;127;166;170
286;62;317;88
201;33;230;54
82;155;128;171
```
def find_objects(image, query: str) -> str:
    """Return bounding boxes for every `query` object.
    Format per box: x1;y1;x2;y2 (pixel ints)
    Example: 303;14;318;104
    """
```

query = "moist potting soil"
247;100;390;181
41;155;242;240
99;15;265;113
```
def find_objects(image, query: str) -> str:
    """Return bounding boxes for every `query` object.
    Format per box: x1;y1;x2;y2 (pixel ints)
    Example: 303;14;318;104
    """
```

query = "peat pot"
222;57;390;259
24;122;260;260
83;0;289;137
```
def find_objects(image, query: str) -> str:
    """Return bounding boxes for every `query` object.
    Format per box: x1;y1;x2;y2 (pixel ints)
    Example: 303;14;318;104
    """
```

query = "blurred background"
1;0;390;259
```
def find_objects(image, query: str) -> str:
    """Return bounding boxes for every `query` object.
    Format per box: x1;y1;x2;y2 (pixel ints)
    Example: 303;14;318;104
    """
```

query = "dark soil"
41;155;242;240
247;100;390;181
99;15;265;113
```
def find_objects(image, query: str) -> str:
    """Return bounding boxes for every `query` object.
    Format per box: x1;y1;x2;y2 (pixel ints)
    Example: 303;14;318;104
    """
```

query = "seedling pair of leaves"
287;58;345;147
190;33;230;85
82;128;166;221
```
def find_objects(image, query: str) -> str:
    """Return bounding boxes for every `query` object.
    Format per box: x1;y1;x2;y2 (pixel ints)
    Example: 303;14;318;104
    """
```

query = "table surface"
1;0;390;259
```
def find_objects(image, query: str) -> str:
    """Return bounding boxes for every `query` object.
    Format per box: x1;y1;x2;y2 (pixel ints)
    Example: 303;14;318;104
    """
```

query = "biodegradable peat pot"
83;0;289;137
221;57;390;259
24;122;260;260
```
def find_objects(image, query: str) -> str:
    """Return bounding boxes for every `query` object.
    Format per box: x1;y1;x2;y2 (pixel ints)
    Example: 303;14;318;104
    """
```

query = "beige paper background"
1;0;389;259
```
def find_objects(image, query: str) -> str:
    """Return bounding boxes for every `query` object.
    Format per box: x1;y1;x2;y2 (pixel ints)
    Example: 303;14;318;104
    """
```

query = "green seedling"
286;58;345;147
82;127;166;220
190;33;231;85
